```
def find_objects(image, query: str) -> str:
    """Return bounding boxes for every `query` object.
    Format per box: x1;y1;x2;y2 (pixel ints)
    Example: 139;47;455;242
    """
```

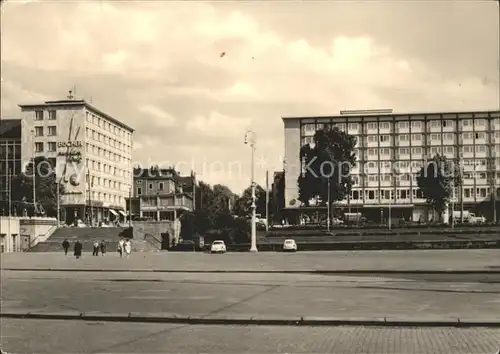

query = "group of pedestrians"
117;238;132;258
61;238;132;259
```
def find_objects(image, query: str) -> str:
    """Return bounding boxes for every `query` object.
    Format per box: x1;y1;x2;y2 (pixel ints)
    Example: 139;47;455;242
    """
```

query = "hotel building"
19;97;134;225
283;109;500;223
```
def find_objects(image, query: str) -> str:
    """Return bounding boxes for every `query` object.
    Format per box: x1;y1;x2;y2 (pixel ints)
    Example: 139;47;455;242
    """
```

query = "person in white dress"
117;238;125;258
124;239;132;257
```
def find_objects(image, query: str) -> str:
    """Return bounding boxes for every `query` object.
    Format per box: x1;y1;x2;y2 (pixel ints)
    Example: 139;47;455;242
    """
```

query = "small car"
283;239;297;252
210;240;227;254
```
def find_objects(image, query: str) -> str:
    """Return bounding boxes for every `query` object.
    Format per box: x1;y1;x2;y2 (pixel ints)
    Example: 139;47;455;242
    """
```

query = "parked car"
210;240;227;254
283;239;297;252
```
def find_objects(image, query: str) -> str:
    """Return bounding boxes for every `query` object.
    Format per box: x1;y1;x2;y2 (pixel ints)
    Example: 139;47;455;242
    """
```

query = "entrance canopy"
109;209;118;216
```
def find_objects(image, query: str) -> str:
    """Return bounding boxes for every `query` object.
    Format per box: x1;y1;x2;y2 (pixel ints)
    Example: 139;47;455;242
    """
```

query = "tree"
297;127;357;206
10;156;65;217
416;154;462;221
234;184;267;217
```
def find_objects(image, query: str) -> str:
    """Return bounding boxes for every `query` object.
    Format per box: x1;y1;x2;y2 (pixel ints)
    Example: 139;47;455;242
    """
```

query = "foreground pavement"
2;270;500;324
2;319;500;353
2;249;500;272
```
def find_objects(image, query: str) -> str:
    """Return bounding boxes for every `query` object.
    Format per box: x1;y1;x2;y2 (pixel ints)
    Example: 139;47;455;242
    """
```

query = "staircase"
29;227;126;252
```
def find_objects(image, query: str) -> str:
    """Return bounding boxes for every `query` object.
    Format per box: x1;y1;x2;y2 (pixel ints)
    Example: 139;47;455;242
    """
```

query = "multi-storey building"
0;119;22;215
127;167;195;221
19;95;134;225
283;109;500;223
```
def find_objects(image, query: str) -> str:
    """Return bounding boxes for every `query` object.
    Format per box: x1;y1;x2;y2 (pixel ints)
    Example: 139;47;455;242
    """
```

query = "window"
368;175;377;182
47;142;56;152
368;190;375;199
411;134;422;141
475;132;484;139
380;148;391;156
380;122;390;130
462;119;471;126
443;133;454;140
137;187;142;195
47;126;57;136
398;121;409;129
35;110;43;120
368;149;377;156
380;135;390;142
34;127;43;136
430;134;440;141
411;121;421;128
462;132;472;140
48;111;57;120
429;120;439;128
412;147;422;154
367;161;377;169
398;148;410;155
149;183;153;189
159;182;164;191
348;123;358;130
464;189;471;198
368;136;377;142
35;142;43;152
399;134;409;141
475;119;485;126
444;146;455;154
367;123;377;130
475;145;486;153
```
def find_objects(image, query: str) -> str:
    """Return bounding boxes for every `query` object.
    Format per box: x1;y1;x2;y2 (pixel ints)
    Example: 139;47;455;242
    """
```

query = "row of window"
358;161;500;170
86;159;131;181
34;126;57;137
87;173;129;192
88;191;123;205
349;187;500;201
85;128;132;153
0;142;21;159
300;117;500;134
34;110;57;121
85;144;131;165
356;146;500;156
353;172;500;184
85;111;132;143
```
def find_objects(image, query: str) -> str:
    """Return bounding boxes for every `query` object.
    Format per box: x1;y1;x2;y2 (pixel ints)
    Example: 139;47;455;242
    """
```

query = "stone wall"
131;220;180;249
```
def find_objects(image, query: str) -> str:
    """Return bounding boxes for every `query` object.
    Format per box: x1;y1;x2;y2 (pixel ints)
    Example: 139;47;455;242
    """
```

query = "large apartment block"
283;109;500;222
19;97;134;225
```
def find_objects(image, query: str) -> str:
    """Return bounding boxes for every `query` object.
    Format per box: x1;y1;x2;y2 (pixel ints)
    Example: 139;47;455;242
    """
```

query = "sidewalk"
2;249;499;273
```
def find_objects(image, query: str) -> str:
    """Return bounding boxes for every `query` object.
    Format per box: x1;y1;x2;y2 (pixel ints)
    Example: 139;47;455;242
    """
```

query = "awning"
118;210;127;217
109;209;118;216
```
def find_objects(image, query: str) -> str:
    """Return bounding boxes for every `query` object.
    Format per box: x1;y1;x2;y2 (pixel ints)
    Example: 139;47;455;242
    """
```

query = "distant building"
126;167;195;221
18;95;134;225
283;109;500;223
0;119;22;215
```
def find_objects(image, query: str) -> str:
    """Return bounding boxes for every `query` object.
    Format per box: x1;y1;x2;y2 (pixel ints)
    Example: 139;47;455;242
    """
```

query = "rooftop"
0;118;21;139
18;99;135;132
282;108;500;121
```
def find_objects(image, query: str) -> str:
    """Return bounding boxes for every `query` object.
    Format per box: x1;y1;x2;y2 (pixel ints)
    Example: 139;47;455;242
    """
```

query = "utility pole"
327;178;331;231
31;129;37;216
128;187;132;227
56;178;60;227
192;171;196;211
265;170;269;231
87;169;93;226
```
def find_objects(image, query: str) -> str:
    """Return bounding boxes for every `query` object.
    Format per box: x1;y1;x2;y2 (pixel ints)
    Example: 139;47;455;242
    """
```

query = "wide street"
1;250;500;353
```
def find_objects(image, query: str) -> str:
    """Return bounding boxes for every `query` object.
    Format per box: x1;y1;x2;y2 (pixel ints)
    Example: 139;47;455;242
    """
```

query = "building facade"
19;98;134;225
283;109;500;223
0;119;22;215
127;167;194;221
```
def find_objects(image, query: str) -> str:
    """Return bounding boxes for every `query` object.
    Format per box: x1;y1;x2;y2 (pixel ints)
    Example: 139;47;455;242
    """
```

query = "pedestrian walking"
124;239;132;258
62;239;70;255
92;240;100;256
117;238;124;258
74;240;83;259
100;240;106;255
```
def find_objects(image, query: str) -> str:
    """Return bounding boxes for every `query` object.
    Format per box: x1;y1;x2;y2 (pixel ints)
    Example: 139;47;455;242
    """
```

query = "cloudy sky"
1;0;499;193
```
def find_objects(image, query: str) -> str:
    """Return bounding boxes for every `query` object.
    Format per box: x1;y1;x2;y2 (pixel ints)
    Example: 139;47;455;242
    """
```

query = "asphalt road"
2;319;500;353
3;270;500;321
2;249;499;272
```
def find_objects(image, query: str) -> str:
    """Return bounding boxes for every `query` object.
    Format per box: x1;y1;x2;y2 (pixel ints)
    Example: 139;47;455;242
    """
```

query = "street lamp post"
31;129;37;216
327;178;330;232
244;130;258;252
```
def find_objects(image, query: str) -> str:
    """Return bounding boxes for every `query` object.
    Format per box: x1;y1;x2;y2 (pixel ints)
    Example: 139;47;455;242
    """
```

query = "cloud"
138;105;176;127
1;1;498;192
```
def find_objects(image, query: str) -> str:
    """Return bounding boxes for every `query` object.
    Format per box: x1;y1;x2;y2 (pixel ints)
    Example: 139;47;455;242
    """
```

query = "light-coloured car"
283;239;297;252
210;240;226;254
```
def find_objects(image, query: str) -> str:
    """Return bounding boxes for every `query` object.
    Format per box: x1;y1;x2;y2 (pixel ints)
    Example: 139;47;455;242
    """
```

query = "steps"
28;227;154;252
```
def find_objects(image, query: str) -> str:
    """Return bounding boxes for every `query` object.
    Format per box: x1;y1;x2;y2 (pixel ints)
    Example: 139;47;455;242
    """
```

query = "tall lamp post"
31;129;37;216
244;129;258;252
